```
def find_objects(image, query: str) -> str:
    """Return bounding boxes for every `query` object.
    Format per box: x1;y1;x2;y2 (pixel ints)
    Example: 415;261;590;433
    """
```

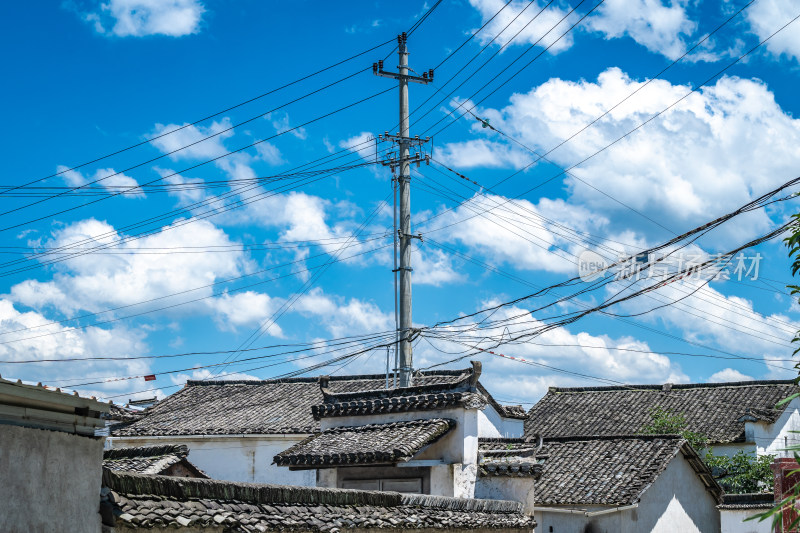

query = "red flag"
144;374;156;382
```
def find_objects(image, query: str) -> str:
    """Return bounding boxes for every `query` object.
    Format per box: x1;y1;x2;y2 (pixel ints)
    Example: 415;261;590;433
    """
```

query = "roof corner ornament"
469;360;482;389
662;383;673;392
319;375;331;397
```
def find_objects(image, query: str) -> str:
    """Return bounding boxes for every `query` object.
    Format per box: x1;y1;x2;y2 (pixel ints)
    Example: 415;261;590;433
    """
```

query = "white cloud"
57;165;144;198
423;194;608;273
295;288;393;338
207;291;283;335
416;301;688;402
149;119;232;161
86;0;205;37
468;0;578;53
609;277;798;378
340;132;378;163
587;0;695;60
708;368;754;383
461;68;800;247
0;298;152;400
255;142;285;165
436;138;528;169
9;217;251;320
746;0;800;62
412;248;465;286
269;112;307;140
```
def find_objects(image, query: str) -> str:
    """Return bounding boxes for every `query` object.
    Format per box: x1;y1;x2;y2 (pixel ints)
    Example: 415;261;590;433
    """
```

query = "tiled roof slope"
274;419;455;468
100;469;536;532
103;444;207;477
535;435;722;506
478;438;543;478
526;380;798;443
311;361;525;420
718;493;774;510
113;366;519;437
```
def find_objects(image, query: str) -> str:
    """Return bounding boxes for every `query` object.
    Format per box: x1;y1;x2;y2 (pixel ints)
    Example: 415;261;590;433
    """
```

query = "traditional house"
526;380;800;457
109;364;526;487
0;375;109;532
717;493;774;533
529;435;722;533
103;444;208;478
99;468;536;532
273;362;527;498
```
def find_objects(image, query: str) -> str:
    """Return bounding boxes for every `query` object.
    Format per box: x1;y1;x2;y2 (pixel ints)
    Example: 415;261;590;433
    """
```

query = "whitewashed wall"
746;397;800;458
1;425;104;532
719;509;773;533
475;477;535;513
477;405;524;438
109;435;314;486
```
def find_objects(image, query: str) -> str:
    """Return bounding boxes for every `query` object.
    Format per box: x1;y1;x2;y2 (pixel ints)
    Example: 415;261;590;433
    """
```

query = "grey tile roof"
274;419;456;468
100;469;536;532
718;493;775;510
526;380;798;444
534;435;722;506
478;438;543;478
113;365;518;437
103;444;207;477
311;362;525;421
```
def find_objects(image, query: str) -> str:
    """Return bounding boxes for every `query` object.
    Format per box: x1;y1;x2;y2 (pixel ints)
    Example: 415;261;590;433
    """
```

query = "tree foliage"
640;406;708;451
704;451;774;494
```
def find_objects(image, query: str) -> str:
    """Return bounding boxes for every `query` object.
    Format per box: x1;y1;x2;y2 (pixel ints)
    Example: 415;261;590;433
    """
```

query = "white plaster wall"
109;435;314;485
636;454;721;533
706;442;756;459
720;509;773;533
477;405;523;438
0;424;105;533
748;397;800;458
475;477;535;513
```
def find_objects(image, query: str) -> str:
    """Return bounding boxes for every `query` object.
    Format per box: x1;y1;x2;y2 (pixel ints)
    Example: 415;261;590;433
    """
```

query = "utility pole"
374;33;433;388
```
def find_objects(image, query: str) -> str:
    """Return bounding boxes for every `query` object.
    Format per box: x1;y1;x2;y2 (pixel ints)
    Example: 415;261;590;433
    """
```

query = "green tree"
705;451;774;494
640;406;708;451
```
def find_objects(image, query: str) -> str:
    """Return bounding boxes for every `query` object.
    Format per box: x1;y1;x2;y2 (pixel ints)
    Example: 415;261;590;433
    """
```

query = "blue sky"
1;0;800;406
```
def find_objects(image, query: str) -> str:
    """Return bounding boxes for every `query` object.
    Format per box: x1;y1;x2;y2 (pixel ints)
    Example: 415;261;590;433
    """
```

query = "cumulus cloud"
83;0;205;37
0;298;152;400
454;68;800;247
57;165;145;198
295;288;393;338
708;368;754;383
609;277;798;378
468;0;578;53
412;248;465;286
416;301;688;402
8;218;253;326
422;194;610;273
587;0;695;60
745;0;800;62
207;291;283;335
150;119;232;161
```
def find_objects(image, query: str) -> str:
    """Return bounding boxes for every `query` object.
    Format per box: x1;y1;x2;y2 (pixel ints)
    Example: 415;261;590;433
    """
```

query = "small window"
341;478;423;494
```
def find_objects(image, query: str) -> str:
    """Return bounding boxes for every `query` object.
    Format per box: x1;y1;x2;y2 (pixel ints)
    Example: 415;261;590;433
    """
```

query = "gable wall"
477;405;523;438
109;435;314;486
746;397;800;458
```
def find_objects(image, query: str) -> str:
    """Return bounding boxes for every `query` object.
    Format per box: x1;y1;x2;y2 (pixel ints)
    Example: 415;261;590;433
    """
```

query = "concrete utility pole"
373;33;432;388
